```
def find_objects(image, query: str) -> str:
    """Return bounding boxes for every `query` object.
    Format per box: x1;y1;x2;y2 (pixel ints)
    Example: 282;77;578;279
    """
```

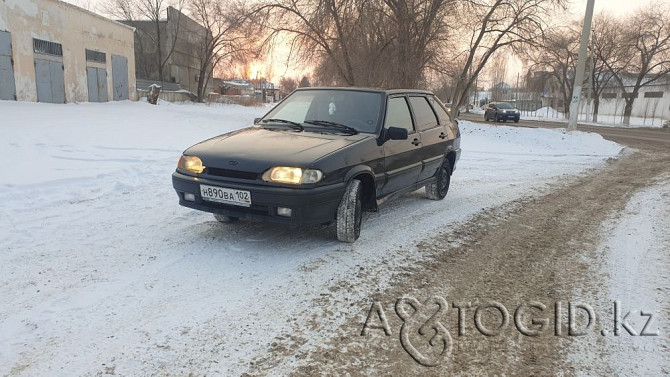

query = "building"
0;0;136;103
121;7;213;96
594;80;670;121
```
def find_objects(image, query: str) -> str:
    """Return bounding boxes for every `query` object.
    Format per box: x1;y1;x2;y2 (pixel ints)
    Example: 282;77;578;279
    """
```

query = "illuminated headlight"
178;155;205;174
262;167;323;184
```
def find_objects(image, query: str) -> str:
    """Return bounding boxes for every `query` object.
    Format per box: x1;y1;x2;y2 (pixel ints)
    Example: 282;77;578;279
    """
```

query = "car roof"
295;87;434;96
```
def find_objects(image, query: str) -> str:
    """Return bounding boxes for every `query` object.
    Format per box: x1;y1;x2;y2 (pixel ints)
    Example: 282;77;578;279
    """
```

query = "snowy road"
0;101;623;375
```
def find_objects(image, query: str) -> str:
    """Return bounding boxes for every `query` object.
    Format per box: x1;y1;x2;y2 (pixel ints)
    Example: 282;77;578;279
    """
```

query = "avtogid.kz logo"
361;297;660;367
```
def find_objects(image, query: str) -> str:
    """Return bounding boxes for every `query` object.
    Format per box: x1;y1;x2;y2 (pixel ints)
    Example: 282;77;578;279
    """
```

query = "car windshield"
260;89;383;134
497;102;514;109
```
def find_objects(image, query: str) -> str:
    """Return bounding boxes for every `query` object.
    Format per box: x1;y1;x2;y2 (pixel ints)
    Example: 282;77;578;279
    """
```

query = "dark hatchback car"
484;102;521;123
172;88;461;242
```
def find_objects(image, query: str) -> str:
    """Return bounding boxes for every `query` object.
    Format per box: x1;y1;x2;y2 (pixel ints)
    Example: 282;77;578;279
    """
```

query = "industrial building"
0;0;136;103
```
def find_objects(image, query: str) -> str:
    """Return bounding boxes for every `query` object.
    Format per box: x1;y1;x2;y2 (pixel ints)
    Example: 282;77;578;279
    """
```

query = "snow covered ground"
567;174;670;376
0;100;623;375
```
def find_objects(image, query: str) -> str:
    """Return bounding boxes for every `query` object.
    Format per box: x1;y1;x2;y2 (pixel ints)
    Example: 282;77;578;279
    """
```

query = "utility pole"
567;0;596;132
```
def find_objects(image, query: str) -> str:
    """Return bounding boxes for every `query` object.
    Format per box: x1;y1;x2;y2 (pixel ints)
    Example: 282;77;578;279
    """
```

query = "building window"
602;93;617;99
33;38;62;56
644;91;663;98
86;49;106;64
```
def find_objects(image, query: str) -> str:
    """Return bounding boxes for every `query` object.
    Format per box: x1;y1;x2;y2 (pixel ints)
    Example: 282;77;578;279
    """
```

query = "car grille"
205;168;259;181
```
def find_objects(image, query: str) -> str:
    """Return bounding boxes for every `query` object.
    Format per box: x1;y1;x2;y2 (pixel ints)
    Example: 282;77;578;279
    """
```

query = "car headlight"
178;155;205;174
262;167;323;184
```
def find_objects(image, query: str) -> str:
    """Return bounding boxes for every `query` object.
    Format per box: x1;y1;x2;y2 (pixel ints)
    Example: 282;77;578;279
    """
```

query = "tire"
214;213;238;223
484;114;489;122
426;160;452;200
495;114;500;122
514;117;520;123
336;179;363;243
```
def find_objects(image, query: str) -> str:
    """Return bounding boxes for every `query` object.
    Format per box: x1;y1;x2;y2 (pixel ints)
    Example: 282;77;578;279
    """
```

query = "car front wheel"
426;160;452;200
336;179;363;243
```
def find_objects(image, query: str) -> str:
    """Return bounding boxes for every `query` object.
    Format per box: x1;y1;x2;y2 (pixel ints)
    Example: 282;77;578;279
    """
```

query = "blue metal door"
111;55;128;100
0;31;16;101
87;67;108;102
35;58;65;103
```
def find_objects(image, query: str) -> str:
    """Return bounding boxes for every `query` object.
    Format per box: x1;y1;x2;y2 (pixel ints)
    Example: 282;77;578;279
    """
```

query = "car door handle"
439;132;447;139
412;138;421;146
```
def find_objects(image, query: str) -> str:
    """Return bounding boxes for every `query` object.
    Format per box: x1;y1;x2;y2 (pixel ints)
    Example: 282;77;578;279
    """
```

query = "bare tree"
589;13;621;122
445;0;567;115
279;76;298;94
188;0;255;102
253;0;454;88
488;53;509;101
522;24;579;115
596;3;670;125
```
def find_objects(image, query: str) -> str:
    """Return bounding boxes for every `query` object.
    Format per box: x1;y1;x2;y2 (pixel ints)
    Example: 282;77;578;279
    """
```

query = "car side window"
385;97;415;133
409;96;439;131
428;96;451;125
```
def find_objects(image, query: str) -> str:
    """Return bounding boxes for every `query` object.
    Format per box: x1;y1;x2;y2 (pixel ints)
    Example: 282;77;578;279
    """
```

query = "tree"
588;13;621;122
596;3;670;125
445;0;568;115
488;53;509;101
299;76;311;87
522;24;580;115
188;0;254;102
253;0;454;88
279;76;298;94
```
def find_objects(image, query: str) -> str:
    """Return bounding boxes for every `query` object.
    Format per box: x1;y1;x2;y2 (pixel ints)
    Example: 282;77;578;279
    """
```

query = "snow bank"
0;101;623;376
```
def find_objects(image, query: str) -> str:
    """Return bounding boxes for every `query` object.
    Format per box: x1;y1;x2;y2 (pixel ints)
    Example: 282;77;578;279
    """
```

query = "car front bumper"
172;171;346;225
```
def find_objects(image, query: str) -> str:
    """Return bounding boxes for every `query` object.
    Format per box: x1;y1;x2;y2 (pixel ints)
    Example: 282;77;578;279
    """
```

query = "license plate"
200;184;251;207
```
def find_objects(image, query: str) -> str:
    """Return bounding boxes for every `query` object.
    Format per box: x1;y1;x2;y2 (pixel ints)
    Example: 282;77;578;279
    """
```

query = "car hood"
185;127;370;173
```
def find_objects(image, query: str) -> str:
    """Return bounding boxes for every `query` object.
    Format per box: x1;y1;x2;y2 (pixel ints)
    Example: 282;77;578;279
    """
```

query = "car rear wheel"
214;213;238;223
426;160;452;200
484;114;489;122
336;179;363;243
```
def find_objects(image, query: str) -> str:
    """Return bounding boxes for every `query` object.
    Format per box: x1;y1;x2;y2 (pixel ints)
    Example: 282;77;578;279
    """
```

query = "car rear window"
428;96;451;125
409;96;439;131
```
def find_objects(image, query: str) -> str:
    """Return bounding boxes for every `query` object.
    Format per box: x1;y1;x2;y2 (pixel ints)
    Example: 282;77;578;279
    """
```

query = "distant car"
172;87;461;242
484;102;520;123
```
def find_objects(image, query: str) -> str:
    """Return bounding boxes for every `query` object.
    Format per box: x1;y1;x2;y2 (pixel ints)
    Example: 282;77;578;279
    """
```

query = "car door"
381;95;423;195
409;95;447;181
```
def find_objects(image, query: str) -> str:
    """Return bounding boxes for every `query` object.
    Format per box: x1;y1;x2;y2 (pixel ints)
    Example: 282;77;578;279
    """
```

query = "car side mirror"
386;126;408;141
254;117;262;124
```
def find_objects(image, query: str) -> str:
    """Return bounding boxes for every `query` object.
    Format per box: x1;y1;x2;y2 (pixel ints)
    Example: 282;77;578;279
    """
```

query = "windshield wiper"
304;120;359;135
261;118;304;131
